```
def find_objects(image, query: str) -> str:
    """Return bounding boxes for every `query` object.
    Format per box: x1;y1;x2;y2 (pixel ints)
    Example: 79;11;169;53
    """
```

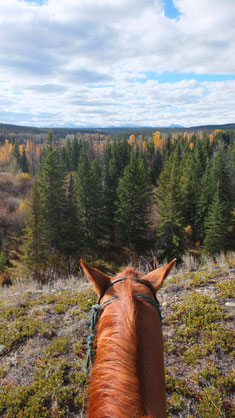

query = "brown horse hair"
87;267;152;418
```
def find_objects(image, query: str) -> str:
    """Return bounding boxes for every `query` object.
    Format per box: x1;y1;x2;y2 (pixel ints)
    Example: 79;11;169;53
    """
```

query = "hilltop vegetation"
0;126;234;284
0;253;234;417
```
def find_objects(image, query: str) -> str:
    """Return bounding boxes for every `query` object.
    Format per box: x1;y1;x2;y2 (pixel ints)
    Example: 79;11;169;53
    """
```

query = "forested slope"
0;128;234;285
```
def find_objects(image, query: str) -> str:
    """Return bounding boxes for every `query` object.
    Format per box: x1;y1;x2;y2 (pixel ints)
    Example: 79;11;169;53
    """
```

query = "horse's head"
80;259;176;418
80;258;176;304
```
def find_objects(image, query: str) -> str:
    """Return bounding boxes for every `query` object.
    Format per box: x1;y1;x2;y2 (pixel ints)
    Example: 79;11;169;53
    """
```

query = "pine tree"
110;137;130;177
61;144;70;171
20;148;29;173
23;179;47;280
119;135;131;173
156;147;186;261
180;152;196;226
75;150;93;249
63;173;81;258
203;148;233;254
75;152;104;251
104;156;119;237
38;131;68;254
65;139;72;171
90;159;105;240
115;153;152;250
210;148;233;216
71;136;81;171
204;187;230;254
202;130;212;162
195;159;212;242
150;147;163;185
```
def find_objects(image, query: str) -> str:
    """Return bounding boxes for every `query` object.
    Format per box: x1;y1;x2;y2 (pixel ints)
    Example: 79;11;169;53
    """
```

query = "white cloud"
0;0;234;126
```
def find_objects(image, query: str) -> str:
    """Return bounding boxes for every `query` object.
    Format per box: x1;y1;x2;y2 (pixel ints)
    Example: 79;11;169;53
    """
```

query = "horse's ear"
80;259;112;297
142;259;176;292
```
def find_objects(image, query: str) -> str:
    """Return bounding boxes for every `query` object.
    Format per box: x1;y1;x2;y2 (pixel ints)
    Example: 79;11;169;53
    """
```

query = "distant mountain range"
0;122;234;139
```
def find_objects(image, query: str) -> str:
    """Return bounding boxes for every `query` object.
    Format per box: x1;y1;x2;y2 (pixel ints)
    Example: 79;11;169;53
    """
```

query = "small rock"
225;302;235;307
10;354;18;365
0;344;6;356
167;328;176;337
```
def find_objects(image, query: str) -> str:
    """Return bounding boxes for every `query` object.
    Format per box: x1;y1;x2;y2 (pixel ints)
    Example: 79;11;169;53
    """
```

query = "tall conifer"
23;179;47;280
156;147;186;261
204;187;230;254
38;131;68;254
75;152;104;251
63;173;81;257
71;136;81;171
195;160;212;241
203;148;233;254
115;153;152;250
210;148;233;216
21;148;29;173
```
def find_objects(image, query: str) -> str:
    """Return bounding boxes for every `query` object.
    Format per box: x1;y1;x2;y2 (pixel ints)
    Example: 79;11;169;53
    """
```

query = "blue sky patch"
24;0;46;5
163;0;180;19
136;72;235;84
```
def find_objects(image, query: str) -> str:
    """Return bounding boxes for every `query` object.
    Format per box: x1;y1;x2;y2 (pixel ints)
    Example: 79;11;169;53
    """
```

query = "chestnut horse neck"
87;268;167;418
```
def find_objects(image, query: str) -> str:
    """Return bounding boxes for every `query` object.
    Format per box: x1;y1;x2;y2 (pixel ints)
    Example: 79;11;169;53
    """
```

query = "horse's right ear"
80;259;112;297
142;258;176;292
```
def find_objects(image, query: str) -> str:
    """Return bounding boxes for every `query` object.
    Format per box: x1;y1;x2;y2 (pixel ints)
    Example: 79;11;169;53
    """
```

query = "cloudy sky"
0;0;235;127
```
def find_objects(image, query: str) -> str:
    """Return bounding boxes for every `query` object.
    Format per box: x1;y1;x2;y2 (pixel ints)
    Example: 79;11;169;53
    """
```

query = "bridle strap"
86;276;162;373
98;276;158;304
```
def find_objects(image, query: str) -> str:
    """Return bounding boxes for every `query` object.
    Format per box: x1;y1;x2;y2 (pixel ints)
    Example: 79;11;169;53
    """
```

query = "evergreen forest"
0;128;234;282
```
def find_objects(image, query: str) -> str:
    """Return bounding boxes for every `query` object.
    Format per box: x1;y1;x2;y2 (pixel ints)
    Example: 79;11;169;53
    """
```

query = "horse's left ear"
80;259;112;297
142;259;177;292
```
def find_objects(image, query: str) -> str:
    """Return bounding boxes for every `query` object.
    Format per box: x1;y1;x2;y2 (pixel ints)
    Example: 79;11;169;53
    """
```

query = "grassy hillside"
0;253;234;417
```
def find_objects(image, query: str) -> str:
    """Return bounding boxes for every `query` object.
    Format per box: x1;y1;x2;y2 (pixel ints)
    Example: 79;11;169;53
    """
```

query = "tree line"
23;130;235;280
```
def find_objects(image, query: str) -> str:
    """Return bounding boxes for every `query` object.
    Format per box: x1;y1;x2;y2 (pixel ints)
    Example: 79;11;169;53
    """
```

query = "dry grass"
0;274;91;307
0;252;234;417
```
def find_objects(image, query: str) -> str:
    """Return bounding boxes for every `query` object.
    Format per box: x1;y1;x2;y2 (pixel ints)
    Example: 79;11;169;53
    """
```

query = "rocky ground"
0;254;234;417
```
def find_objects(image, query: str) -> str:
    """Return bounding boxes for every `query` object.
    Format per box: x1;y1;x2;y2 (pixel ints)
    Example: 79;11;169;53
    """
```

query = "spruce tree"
23;179;47;280
61;145;70;171
195;160;212;242
110;137;130;178
71;136;81;171
180;152;196;226
202;131;212;162
204;186;230;254
104;156;119;237
20;148;29;173
63;173;81;258
179;150;202;233
90;159;105;241
150;147;163;185
75;152;104;251
156;147;186;261
210;148;233;216
38;131;68;254
119;135;131;173
203;147;233;254
115;153;152;250
75;150;93;249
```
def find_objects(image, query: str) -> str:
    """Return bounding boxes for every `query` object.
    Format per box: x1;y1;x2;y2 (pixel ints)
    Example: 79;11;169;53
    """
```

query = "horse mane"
88;267;148;417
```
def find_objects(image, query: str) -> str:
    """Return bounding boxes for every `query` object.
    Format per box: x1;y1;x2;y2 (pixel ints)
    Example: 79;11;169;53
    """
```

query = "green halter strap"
86;297;118;372
85;277;162;373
